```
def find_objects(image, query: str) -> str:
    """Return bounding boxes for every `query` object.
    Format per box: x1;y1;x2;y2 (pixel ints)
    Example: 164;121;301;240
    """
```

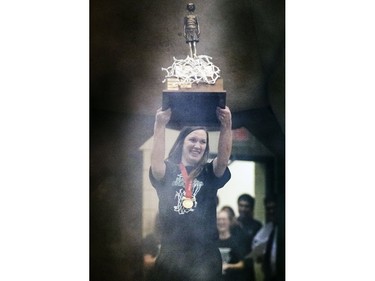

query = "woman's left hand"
216;106;232;128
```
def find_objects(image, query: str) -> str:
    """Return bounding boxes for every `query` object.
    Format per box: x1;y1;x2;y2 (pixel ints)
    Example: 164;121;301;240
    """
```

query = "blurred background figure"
142;214;162;281
220;205;242;238
251;196;277;281
236;194;263;281
217;210;246;281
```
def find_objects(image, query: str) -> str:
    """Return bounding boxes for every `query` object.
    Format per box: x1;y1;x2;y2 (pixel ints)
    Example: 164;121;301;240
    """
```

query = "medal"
182;197;194;209
179;163;195;209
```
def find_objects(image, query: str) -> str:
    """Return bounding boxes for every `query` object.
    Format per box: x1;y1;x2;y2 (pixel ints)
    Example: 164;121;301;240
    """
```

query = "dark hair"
237;194;255;209
167;126;209;179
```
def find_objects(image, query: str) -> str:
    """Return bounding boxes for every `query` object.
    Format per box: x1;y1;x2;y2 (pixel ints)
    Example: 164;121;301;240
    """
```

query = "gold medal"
182;197;194;209
179;164;195;209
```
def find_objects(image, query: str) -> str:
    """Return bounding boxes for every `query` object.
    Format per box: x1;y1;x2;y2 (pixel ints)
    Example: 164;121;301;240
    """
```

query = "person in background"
251;196;278;281
217;210;246;281
142;214;162;281
220;205;242;238
149;106;232;281
236;194;263;281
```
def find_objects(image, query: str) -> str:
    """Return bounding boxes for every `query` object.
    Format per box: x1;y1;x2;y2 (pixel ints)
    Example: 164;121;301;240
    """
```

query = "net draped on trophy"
161;3;226;130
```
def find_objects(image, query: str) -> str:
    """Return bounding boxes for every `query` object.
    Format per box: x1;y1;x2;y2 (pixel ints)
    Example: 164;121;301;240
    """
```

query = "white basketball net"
162;55;221;85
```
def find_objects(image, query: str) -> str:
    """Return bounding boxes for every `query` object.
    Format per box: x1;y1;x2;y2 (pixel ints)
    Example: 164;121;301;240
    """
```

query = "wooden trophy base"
162;79;226;130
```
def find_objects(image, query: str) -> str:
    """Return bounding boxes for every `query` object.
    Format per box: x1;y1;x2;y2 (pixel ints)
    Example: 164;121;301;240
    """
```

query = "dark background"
90;0;285;280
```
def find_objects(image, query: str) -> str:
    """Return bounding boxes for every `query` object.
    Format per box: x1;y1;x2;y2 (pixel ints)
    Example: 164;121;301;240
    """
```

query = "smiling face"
181;129;207;166
217;211;230;233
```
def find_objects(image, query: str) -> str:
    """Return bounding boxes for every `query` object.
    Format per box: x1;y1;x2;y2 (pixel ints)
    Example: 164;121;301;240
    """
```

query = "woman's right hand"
155;107;171;127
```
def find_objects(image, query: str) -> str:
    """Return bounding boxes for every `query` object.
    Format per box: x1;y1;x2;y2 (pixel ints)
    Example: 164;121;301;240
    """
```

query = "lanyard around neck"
179;163;193;199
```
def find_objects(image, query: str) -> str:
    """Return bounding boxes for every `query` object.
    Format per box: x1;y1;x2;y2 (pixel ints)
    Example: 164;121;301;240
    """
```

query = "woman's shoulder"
165;160;180;171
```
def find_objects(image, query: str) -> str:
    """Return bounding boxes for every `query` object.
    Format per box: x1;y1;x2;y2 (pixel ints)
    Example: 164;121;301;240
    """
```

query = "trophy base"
162;91;226;130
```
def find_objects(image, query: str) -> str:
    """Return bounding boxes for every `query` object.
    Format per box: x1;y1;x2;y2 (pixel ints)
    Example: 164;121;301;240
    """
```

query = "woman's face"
181;129;207;166
217;211;230;233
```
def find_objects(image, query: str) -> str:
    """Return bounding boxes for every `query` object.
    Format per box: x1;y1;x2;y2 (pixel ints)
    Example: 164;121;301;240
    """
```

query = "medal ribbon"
179;163;193;199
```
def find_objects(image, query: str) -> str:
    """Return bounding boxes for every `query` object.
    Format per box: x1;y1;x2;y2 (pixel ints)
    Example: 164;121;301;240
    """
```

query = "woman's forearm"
150;108;171;180
214;106;232;177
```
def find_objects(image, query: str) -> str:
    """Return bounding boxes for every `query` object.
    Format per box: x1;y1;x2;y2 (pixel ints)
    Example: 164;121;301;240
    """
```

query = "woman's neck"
181;159;190;166
181;160;197;168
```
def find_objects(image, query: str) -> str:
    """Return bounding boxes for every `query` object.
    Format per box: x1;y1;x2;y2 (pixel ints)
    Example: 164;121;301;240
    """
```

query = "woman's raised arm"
213;106;232;177
151;108;171;181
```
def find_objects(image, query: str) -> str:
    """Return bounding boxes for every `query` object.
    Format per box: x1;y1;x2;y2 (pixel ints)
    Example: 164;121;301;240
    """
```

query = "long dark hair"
167;126;209;179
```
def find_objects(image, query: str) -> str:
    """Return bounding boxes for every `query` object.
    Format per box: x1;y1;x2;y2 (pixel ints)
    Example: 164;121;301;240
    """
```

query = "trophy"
161;3;226;130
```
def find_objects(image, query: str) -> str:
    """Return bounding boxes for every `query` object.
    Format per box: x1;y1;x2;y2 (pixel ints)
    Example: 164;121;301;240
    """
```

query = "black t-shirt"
218;236;246;281
236;216;263;254
218;236;243;264
150;160;231;248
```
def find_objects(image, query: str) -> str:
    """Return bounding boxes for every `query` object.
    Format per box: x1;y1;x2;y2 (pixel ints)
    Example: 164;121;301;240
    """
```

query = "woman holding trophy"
149;105;232;281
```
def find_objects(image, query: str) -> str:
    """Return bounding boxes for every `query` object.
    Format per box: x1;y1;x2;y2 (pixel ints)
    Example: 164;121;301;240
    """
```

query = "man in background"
235;194;262;280
252;196;278;281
